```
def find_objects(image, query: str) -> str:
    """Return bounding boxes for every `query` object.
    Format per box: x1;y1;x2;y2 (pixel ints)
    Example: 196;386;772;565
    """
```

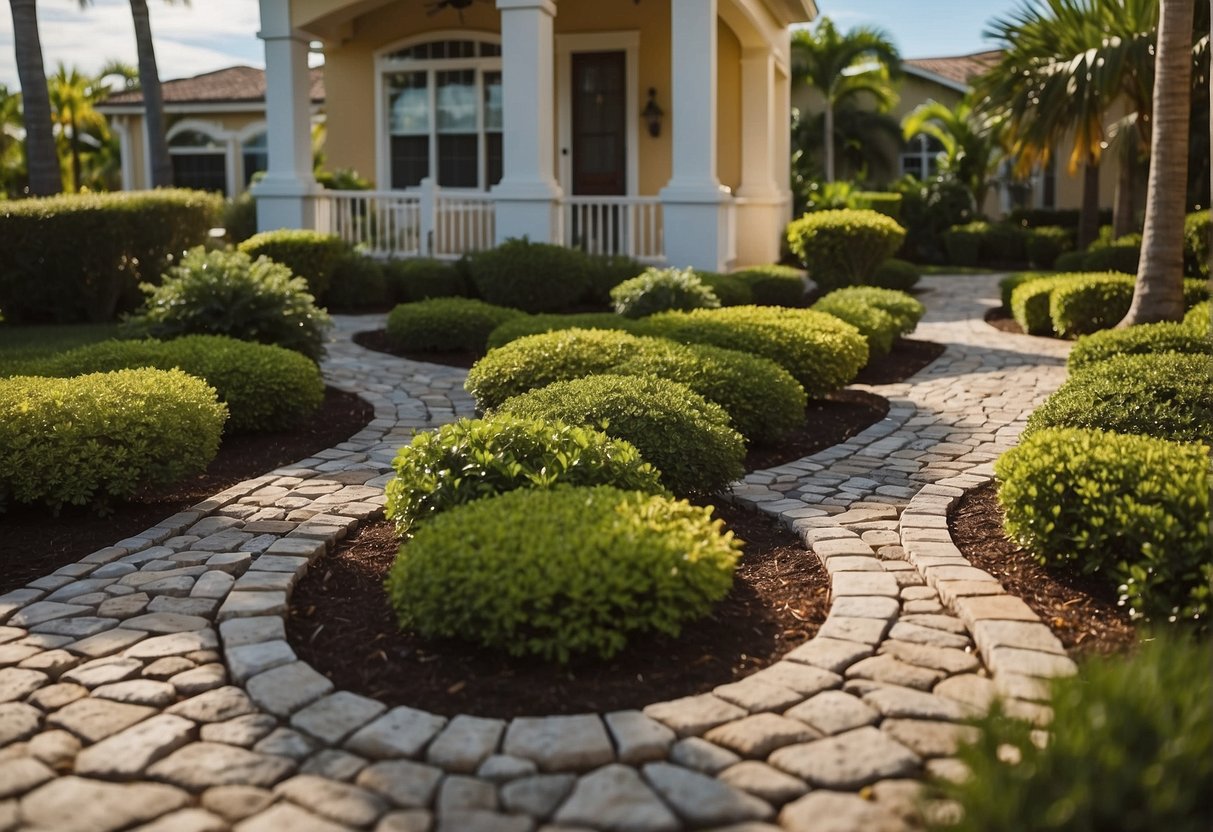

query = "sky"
0;0;1020;92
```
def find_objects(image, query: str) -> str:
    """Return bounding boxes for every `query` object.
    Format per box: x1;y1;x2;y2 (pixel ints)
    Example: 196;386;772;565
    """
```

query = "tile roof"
101;65;325;107
903;50;1003;88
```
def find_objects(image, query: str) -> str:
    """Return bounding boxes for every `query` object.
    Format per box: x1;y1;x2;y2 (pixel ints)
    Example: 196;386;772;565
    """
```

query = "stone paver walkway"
0;275;1075;832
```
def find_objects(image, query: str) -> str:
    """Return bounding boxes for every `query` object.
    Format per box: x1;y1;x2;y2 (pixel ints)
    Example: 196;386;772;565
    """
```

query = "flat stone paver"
0;278;1082;830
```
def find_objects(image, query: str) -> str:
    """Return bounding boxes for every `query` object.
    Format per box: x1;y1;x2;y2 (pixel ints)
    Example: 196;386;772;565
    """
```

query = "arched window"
169;128;227;193
241;130;268;186
379;37;503;190
900;133;945;180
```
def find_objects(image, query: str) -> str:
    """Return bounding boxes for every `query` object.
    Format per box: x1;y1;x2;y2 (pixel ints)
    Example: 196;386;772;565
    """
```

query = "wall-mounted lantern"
642;88;664;138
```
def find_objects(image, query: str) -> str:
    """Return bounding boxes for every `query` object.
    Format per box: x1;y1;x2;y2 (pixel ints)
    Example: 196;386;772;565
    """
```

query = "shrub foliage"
464;238;591;313
786;209;906;291
1068;322;1212;371
730;265;807;306
485;313;648;350
238;229;350;302
610;267;721;318
385;297;523;353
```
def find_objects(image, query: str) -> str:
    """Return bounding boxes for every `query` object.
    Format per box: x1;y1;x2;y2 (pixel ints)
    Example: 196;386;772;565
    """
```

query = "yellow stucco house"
253;0;818;271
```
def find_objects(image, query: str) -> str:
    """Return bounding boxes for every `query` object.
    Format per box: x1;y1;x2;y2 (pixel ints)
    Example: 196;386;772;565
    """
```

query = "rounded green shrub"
998;271;1055;311
238;229;350;302
385;297;523;353
812;294;898;356
696;272;754;306
498;375;745;496
996;428;1210;628
383;258;468;303
384;414;665;536
1025;225;1072;268
1082;242;1141;274
869;258;921;291
1009;272;1122;335
130;247;331;361
325;254;389;312
610;267;721;318
980;222;1029;264
1068;322;1213;371
34;335;324;434
935;635;1212;831
222;192;258;244
646;305;868;396
584;254;646;305
1183;210;1211;278
1052;249;1088;272
464;238;591;313
1026;353;1213;444
1050;276;1210;338
386;485;742;662
0;369;227;514
818;286;924;335
786;209;906;291
942;221;986;267
731;265;808;307
485;313;647;350
1184;300;1211;332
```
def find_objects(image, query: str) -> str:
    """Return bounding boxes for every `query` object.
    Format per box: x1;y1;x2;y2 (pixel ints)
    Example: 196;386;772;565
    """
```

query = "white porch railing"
431;191;496;258
562;196;664;263
318;190;423;258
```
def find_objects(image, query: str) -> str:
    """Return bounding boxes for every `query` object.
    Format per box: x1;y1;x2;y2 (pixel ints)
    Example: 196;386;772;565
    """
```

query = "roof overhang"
97;101;271;116
902;64;971;94
765;0;817;25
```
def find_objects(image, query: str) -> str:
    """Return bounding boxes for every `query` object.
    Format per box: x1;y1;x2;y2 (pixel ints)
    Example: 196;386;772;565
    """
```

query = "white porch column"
252;0;318;232
660;0;731;271
492;0;562;245
734;46;785;266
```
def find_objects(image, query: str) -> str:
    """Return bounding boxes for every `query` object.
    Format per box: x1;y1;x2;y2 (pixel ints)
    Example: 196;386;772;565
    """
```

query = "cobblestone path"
0;275;1074;832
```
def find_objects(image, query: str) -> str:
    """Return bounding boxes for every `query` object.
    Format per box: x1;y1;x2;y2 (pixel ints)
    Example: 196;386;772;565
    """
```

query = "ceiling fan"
424;0;489;23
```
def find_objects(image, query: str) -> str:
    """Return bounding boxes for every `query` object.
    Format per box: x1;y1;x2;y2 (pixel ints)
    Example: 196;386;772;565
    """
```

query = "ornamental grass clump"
0;369;227;514
498;374;745;497
384;414;664;537
386;485;742;662
610;267;720;318
995;428;1210;629
385;297;524;353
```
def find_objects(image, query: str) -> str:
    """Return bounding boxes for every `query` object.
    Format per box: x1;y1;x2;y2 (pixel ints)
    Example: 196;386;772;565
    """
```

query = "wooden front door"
572;51;627;196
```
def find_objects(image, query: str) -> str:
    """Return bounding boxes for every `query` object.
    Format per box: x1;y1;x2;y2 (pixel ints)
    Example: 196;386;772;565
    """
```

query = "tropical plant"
901;96;1004;212
47;64;110;193
791;17;902;183
0;84;25;197
8;0;60;195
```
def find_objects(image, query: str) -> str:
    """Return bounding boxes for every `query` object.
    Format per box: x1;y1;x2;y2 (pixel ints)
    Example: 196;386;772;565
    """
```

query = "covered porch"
254;0;815;270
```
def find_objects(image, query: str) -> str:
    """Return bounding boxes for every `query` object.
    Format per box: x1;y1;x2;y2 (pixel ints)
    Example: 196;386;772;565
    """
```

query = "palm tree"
8;0;60;195
127;0;176;187
1120;0;1196;325
47;64;109;192
901;97;1005;213
0;84;27;196
791;17;902;183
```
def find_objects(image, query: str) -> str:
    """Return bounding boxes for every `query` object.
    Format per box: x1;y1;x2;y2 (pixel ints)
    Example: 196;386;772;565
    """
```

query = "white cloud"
0;0;264;90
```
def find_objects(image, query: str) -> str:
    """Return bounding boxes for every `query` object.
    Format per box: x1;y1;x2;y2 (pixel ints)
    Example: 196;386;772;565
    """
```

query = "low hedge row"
464;239;591;313
823;286;924;334
696;272;754;306
646;305;868;397
498;374;745;497
386;485;741;662
0;369;227;514
383;258;469;303
786;209;906;291
1009;272;1124;335
384;415;665;537
28;335;324;434
385;298;524;353
943;221;1074;269
1185;300;1211;331
0;189;222;323
1068;322;1213;371
730;265;807;307
610;268;720;318
1010;272;1208;336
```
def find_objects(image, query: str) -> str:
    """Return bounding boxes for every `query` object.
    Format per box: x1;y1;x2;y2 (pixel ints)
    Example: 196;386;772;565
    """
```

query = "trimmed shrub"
611;267;720;318
33;335;324;434
498;374;745;496
325;254;389;312
1052;249;1087;272
385;297;523;353
129;247;331;361
1025;225;1072;268
934;635;1212;831
1049;275;1209;338
818;286;924;335
464;238;591;313
1009;272;1122;335
812;294;898;355
869;258;921;291
696;272;754;306
584;254;646;305
1183;210;1211;278
1185;300;1211;332
850;191;902;220
0;369;227;514
0;189;222;323
238;229;350;302
731;265;808;307
1026;353;1213;443
383;415;665;536
998;271;1055;311
786;209;906;291
1068;322;1213;370
942;221;986;267
1082;243;1141;274
383;258;468;303
982;223;1029;264
996;428;1211;628
646;305;868;396
386;485;742;662
485;313;647;350
222;192;258;244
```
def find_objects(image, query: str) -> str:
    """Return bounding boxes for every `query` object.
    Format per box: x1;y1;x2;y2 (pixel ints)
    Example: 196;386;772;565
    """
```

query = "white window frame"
167;119;236;196
374;31;503;192
236;121;269;191
900;133;943;181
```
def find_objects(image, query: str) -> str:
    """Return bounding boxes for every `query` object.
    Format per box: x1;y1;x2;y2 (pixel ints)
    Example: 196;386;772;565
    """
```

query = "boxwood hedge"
1185;300;1211;332
1009;272;1123;335
384;414;665;537
0;369;227;514
1068;322;1213;371
696;272;754;306
786;209;906;291
731;265;807;307
485;313;647;350
498;374;745;496
385;297;524;353
610;267;720;318
238;229;350;302
812;294;898;356
869;258;921;291
464;238;591;313
383;258;469;303
386;485;742;662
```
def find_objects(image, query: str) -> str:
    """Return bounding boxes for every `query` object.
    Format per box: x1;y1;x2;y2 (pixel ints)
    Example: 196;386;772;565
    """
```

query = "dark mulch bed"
286;502;830;717
0;388;374;595
854;337;946;385
353;330;481;369
984;306;1026;334
949;482;1137;657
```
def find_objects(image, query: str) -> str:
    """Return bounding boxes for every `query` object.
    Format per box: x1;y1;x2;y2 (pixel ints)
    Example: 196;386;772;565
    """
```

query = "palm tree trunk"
1077;158;1101;250
130;0;172;188
10;0;60;196
69;112;81;192
1112;152;1137;238
824;102;835;183
1119;0;1194;326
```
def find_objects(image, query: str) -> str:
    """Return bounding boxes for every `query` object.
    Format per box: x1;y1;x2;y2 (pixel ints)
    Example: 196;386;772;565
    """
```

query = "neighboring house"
791;48;1118;218
253;0;817;271
97;65;324;198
